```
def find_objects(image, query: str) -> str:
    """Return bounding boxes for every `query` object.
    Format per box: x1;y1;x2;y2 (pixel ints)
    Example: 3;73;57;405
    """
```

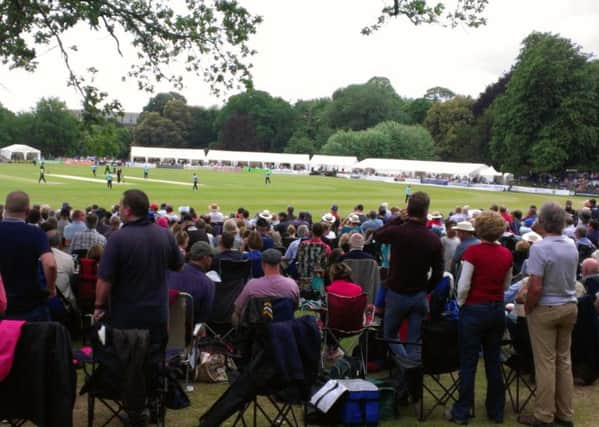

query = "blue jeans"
383;289;428;363
452;302;505;422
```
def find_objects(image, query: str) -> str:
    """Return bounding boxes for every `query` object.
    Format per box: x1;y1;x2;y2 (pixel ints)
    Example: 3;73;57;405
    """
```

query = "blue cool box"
340;389;380;425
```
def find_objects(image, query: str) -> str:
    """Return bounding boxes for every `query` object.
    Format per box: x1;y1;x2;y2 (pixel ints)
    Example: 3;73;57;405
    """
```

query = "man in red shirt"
374;192;443;364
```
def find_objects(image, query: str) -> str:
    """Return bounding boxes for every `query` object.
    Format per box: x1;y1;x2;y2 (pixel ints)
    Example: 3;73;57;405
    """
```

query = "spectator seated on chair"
45;224;77;309
324;262;363;360
300;222;331;257
242;231;264;278
341;233;375;261
211;231;244;271
233;249;299;326
168;241;216;324
69;213;107;255
581;258;599;297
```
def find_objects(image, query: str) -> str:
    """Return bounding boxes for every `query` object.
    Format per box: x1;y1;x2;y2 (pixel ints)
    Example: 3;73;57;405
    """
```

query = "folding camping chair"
380;318;462;421
199;299;319;427
167;292;194;391
205;259;250;340
502;317;536;413
343;258;380;304
81;326;167;427
321;292;369;376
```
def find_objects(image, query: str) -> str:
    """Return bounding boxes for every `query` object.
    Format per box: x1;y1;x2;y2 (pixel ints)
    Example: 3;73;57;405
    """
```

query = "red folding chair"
321;292;369;376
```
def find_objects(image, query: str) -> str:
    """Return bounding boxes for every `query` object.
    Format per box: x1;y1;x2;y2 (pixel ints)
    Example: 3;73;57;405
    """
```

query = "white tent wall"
130;146;206;164
0;144;41;161
205;150;310;169
309;155;358;172
354;158;496;178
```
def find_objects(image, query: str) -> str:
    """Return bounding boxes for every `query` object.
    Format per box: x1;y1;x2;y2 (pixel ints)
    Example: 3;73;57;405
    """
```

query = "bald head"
581;258;599;277
5;191;30;218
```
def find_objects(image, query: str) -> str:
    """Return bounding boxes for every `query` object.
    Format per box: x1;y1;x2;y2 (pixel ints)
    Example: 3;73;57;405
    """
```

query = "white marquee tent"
310;155;358;171
0;144;41;161
354;158;502;179
130;146;206;163
205;150;310;169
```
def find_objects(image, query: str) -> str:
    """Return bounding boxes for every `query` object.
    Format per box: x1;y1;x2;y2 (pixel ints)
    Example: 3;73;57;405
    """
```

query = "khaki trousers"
527;303;577;423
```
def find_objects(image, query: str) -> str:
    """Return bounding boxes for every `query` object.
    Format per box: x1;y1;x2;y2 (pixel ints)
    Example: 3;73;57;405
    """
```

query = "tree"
82;122;131;157
490;32;599;173
424;86;456;102
187;106;219;149
0;104;17;147
472;71;511;117
321;129;392;159
28;98;81;157
362;0;488;34
163;99;191;144
423;96;476;161
0;1;262;105
402;98;434;124
326;77;409;131
284;134;317;155
215;90;296;152
373;121;437;160
143;93;187;115
293;98;334;150
133;112;183;148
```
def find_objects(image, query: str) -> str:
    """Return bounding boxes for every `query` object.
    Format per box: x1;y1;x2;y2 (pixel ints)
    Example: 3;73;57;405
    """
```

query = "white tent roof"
476;166;502;178
206;150;309;165
310;155;358;168
0;144;41;159
354;158;494;177
130;146;206;161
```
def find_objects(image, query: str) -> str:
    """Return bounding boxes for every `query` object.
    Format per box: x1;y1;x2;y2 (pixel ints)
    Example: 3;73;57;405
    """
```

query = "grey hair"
539;202;566;234
297;224;309;238
575;225;587;238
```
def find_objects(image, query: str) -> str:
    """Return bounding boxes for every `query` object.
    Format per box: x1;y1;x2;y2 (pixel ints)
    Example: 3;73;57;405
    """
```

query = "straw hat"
321;213;336;224
208;203;220;212
452;221;475;232
258;209;274;221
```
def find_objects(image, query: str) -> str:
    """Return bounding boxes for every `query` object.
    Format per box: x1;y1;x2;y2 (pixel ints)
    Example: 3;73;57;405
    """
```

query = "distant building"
69;109;140;128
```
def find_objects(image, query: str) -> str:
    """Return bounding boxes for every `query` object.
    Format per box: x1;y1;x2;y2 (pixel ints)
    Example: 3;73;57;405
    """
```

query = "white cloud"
1;0;598;112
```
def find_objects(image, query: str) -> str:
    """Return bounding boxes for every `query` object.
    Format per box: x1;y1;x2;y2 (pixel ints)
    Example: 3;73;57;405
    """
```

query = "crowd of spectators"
2;189;599;426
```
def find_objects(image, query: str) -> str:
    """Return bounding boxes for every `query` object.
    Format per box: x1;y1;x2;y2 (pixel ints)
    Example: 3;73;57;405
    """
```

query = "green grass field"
3;162;598;426
0;163;586;216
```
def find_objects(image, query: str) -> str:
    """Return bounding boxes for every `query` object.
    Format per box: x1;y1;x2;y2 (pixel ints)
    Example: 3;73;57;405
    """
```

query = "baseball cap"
261;248;282;265
189;241;215;260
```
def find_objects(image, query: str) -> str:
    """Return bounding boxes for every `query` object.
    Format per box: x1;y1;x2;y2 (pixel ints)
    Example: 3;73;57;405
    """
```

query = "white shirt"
51;247;77;307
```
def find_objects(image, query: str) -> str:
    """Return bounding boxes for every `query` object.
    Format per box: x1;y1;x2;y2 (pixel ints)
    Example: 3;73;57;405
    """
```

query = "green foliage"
143;93;187;115
424;96;476;160
27;98;81;157
293;98;334;149
402;98;434;124
424;86;456;102
284;134;317;155
491;32;599;173
373;121;437;159
0;1;262;101
133;112;184;148
82;122;132;157
0;104;17;147
215;90;296;152
320;120;435;161
188;106;219;149
326;77;410;131
363;0;488;34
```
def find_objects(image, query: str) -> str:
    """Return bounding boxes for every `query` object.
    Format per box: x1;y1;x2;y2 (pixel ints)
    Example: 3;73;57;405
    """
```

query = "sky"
1;0;598;113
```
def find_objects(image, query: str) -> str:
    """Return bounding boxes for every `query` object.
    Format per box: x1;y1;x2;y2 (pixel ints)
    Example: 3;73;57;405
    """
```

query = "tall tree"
424;86;456;102
28;98;81;157
292;98;334;150
423;96;476;161
373;121;437;160
402;98;434;124
0;104;17;147
491;32;599;173
215;90;296;152
143;93;187;115
326;77;409;131
133;112;183;148
188;106;219;149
